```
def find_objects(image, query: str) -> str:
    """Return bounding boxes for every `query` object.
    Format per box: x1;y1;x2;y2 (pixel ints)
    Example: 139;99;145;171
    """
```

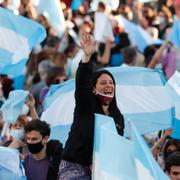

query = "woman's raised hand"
80;33;97;63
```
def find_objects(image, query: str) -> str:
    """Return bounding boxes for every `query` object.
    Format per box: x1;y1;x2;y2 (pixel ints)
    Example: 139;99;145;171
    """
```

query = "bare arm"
147;41;170;69
81;33;97;63
26;94;39;120
151;128;173;158
98;39;114;65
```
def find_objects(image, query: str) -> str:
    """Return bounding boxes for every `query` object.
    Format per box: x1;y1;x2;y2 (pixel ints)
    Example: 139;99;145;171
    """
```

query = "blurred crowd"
0;0;180;180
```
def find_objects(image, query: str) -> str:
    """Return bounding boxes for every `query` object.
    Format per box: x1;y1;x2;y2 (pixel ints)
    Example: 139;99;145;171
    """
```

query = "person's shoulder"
46;140;63;155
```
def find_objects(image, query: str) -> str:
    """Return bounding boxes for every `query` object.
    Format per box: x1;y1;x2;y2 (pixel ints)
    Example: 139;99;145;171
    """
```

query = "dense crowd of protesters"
0;0;180;180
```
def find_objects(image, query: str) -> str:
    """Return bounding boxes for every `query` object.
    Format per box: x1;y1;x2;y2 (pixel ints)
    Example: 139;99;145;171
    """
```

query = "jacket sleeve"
75;59;94;113
46;140;63;180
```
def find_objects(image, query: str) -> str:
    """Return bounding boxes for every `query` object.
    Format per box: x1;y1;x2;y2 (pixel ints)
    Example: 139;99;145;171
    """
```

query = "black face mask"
27;140;44;154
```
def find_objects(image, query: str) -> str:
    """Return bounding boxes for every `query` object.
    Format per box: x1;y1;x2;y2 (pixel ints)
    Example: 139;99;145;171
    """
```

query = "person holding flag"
58;33;124;179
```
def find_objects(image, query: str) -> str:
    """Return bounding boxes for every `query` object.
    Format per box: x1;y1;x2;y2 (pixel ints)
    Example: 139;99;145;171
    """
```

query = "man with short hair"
165;151;180;180
24;119;62;180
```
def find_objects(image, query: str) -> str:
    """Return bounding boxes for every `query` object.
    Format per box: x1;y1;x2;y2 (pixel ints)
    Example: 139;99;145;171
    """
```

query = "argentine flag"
0;7;46;76
0;146;25;180
116;15;163;52
1;90;29;123
35;0;66;37
131;122;169;180
168;19;180;48
107;67;173;136
93;114;169;180
41;80;75;145
165;71;180;139
92;114;137;180
41;66;173;145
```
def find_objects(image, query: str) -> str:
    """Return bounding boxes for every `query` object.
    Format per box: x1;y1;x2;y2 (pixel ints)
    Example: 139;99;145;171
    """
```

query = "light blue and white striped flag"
131;121;169;180
165;71;180;139
117;15;163;52
0;7;46;76
107;66;173;136
41;80;75;145
92;114;137;180
168;19;180;48
0;146;25;180
35;0;66;37
41;66;173;145
1;90;29;123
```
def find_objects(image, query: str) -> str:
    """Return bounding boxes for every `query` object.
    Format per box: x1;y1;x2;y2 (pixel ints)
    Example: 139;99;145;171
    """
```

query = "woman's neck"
102;105;110;116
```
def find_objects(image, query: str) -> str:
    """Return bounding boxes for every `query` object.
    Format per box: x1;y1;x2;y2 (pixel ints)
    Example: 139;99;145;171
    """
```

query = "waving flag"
165;71;180;119
0;146;25;180
131;122;169;180
41;80;75;145
35;0;66;37
42;66;173;144
92;114;137;180
107;66;173;136
0;7;46;76
44;79;75;109
1;90;29;123
94;12;114;42
116;15;162;52
165;71;180;139
168;19;180;48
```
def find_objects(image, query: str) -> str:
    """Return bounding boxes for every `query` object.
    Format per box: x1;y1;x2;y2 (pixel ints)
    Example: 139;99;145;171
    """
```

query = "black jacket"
62;60;124;166
46;140;63;180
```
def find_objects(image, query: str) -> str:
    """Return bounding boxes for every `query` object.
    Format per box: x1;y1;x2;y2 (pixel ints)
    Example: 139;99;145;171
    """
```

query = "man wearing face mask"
24;120;62;180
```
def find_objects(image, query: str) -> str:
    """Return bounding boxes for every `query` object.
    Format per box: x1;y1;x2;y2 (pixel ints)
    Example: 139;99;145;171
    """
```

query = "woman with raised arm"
58;33;124;179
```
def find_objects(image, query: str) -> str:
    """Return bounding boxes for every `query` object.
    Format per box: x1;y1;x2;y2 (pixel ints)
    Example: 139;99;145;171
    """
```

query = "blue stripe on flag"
0;49;12;67
118;16;163;52
131;122;169;179
124;108;173;137
0;7;46;49
0;59;27;76
49;124;71;146
168;20;180;48
171;118;180;139
106;67;165;86
0;7;46;76
99;120;137;179
44;79;75;109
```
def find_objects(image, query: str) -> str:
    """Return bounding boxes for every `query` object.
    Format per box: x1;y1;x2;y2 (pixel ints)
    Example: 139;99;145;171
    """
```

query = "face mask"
74;18;83;26
94;90;113;105
159;17;165;24
27;140;44;154
10;128;24;141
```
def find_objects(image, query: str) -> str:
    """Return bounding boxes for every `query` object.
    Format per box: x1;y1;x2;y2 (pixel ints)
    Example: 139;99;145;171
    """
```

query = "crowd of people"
0;0;180;180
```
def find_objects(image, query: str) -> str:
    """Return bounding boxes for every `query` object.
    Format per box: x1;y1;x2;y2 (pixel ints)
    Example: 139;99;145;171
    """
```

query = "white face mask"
94;89;113;106
74;18;83;26
10;128;24;141
20;104;29;115
159;16;165;24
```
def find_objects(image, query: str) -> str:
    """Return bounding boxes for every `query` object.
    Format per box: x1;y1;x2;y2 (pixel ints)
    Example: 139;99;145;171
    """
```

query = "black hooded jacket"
62;60;124;166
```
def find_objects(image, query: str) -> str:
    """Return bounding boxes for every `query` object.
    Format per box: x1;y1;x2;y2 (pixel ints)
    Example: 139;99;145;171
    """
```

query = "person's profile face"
26;130;44;144
168;166;180;180
95;73;115;97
